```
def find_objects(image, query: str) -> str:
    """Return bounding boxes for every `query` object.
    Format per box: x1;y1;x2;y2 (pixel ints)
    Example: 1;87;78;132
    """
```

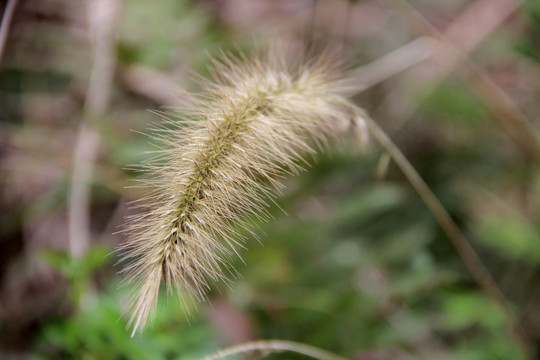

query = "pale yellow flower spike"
118;46;367;335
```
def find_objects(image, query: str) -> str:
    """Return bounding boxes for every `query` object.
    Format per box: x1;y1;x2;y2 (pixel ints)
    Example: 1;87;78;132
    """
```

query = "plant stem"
364;114;533;359
68;0;119;258
202;339;349;360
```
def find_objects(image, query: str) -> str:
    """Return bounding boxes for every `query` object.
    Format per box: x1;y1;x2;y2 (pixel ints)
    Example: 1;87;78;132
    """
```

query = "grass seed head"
118;46;367;335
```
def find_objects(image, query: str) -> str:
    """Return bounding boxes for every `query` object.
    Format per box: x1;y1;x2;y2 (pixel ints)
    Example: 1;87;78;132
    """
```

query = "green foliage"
440;292;504;331
42;247;110;281
37;246;219;359
34;286;218;360
515;0;540;62
420;80;488;125
118;0;208;68
474;210;540;264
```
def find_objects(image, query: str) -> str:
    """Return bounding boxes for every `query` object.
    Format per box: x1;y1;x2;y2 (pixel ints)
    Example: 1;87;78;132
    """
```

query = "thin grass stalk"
363;112;532;358
202;339;349;360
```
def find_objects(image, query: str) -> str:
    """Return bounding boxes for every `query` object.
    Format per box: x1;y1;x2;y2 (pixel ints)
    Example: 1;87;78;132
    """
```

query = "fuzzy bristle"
118;48;367;335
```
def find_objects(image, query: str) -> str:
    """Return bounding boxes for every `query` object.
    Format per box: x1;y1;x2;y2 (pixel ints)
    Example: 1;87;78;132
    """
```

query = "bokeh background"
1;0;540;359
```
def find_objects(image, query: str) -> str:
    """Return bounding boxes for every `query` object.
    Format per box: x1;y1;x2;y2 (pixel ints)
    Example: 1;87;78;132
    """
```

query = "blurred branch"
401;0;540;164
442;0;520;53
463;60;540;162
123;37;436;109
69;125;100;258
378;0;540;165
1;136;136;200
384;0;521;117
202;340;348;360
343;36;436;92
120;65;180;106
68;0;120;258
0;0;19;64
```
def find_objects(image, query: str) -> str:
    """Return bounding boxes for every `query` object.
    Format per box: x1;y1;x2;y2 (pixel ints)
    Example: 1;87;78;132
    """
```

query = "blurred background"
1;0;540;359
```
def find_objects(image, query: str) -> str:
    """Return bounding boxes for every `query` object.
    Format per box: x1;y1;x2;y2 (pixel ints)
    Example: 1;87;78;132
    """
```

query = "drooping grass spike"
118;46;368;335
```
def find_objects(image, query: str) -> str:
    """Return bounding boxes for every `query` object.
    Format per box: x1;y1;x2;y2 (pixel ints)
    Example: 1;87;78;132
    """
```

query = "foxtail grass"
118;47;367;335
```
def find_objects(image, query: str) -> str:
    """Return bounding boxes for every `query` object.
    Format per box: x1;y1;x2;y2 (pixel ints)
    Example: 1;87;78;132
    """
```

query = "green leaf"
474;212;540;264
332;183;406;225
441;292;505;331
41;246;111;280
